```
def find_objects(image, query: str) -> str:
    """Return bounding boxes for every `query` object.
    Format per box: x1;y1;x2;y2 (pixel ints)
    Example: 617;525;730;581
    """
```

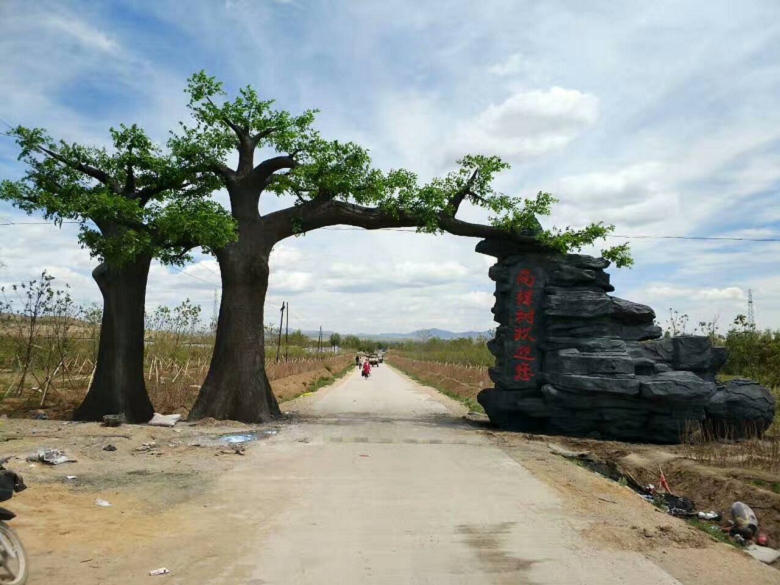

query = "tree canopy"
169;71;632;267
1;123;236;265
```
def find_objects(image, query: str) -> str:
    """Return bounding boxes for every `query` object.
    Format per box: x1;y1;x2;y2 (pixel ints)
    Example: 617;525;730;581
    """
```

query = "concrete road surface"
203;365;685;584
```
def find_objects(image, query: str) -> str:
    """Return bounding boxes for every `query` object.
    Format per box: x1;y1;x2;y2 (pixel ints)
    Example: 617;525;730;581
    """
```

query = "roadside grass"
748;479;780;494
293;361;354;399
685;518;738;547
386;355;486;413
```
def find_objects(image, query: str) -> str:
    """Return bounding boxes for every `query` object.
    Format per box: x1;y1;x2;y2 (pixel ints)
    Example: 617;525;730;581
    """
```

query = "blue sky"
1;0;780;334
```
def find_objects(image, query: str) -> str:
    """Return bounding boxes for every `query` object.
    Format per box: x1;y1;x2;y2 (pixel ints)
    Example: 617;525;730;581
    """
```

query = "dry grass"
679;421;780;473
0;351;352;419
386;354;489;412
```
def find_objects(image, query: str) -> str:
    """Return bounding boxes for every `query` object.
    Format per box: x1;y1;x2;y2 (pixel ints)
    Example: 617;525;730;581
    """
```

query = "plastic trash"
218;433;257;445
95;499;112;507
26;448;75;465
148;413;182;428
65;475;77;480
697;511;721;521
149;568;170;576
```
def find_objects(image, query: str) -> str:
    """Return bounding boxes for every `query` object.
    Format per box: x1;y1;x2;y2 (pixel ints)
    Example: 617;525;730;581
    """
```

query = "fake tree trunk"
73;255;155;423
188;237;280;422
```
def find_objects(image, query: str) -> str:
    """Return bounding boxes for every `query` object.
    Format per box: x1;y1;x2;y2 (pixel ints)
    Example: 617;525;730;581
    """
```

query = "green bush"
722;315;780;389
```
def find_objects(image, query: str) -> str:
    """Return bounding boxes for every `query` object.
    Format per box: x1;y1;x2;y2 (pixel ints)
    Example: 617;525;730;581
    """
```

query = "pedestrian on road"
355;354;360;368
362;360;371;379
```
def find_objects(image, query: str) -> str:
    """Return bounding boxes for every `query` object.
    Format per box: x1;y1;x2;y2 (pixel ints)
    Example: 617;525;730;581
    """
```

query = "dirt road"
12;365;778;584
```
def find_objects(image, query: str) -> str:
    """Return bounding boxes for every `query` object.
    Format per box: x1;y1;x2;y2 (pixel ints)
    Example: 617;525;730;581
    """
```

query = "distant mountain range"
361;328;491;341
302;328;491;341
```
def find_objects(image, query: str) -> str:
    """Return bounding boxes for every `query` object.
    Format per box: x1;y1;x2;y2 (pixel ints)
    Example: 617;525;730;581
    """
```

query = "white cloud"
448;87;599;162
270;270;313;294
43;15;119;54
489;53;526;77
463;291;494;308
322;260;470;293
645;285;746;303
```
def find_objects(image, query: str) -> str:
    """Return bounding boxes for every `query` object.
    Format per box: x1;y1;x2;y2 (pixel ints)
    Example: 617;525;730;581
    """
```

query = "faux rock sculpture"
476;239;776;443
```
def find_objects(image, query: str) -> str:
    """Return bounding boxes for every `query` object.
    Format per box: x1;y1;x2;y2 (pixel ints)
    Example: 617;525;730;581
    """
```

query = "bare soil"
485;429;780;583
0;418;275;583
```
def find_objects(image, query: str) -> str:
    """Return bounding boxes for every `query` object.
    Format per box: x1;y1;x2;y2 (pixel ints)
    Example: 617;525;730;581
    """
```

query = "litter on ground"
148;413;182;428
26;448;75;465
149;568;170;576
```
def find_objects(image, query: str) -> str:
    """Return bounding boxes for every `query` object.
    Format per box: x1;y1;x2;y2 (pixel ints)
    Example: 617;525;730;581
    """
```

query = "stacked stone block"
476;239;775;443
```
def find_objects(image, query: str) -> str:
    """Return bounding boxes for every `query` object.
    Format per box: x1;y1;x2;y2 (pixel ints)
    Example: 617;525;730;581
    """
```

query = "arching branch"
261;199;539;246
250;155;297;186
39;147;112;188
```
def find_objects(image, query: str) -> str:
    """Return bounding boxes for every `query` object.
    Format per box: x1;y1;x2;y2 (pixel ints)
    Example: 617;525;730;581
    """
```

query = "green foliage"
723;315;780;389
173;72;631;265
341;334;361;349
1;123;235;266
171;70;318;171
394;336;495;368
329;332;342;348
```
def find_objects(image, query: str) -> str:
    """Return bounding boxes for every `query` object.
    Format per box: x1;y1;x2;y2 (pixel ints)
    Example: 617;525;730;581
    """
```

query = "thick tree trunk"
73;255;155;423
189;237;280;422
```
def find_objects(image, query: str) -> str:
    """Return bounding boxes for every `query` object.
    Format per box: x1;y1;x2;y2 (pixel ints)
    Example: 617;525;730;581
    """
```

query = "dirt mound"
554;435;780;549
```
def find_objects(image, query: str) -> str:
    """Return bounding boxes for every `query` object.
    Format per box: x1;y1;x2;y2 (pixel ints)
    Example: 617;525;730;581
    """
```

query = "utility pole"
276;302;285;362
747;289;755;328
285;302;289;362
318;326;323;354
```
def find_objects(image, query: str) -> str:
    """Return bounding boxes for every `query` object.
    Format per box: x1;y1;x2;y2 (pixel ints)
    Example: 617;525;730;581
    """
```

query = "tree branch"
261;199;539;246
136;178;193;206
249;155;297;186
205;96;244;140
124;160;135;195
446;169;479;216
249;127;277;147
39;147;112;188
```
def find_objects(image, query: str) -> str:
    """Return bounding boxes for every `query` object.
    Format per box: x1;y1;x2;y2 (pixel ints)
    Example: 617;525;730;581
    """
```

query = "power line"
0;220;81;226
167;265;221;288
192;262;221;279
321;226;780;242
610;234;780;242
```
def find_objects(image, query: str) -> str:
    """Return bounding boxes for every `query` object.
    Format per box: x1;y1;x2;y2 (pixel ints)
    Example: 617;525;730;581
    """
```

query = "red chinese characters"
513;362;534;382
516;269;536;287
515;289;534;307
512;268;538;383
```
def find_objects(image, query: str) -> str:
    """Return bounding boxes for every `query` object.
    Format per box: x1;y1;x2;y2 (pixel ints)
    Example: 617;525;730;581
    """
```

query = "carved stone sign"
476;239;776;443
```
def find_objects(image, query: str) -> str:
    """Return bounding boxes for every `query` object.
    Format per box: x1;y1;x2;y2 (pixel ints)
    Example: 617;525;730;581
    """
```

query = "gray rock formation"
476;239;775;443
